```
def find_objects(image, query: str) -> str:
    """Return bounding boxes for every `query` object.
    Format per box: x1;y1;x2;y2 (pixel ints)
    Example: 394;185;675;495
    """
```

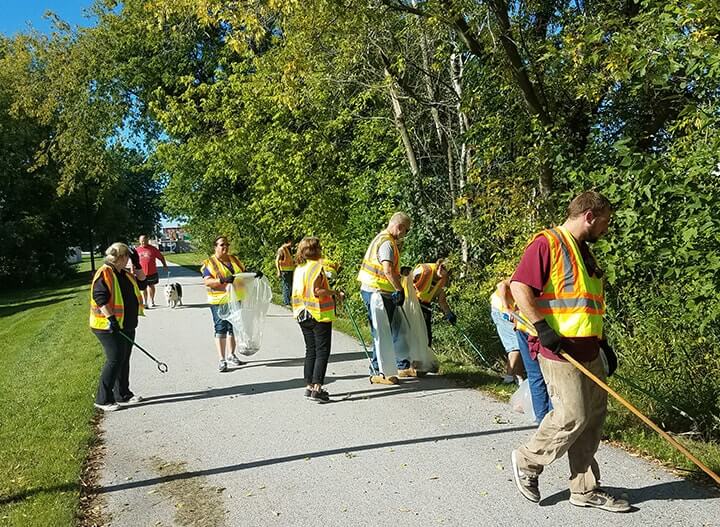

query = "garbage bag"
218;275;272;355
370;292;398;377
401;276;437;371
510;379;535;419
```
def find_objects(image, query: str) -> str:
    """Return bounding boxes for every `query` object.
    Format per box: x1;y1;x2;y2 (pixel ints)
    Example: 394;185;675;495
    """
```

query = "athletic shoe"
228;354;246;366
117;395;143;405
94;402;121;412
304;389;329;398
218;360;228;372
569;489;631;512
370;375;400;385
151;302;156;307
503;375;516;384
309;390;330;403
511;450;540;503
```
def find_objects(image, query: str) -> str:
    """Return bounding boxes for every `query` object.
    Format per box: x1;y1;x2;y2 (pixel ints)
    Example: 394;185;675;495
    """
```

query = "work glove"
219;275;235;284
254;270;264;279
128;248;141;269
391;289;405;307
445;311;457;325
107;315;120;333
400;266;411;276
534;319;562;355
599;339;618;376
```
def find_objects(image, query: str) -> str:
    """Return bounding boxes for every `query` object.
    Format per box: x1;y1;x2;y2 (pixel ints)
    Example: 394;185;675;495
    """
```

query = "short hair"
213;236;228;246
387;212;411;229
104;242;130;266
284;235;294;244
567;191;612;219
295;236;322;265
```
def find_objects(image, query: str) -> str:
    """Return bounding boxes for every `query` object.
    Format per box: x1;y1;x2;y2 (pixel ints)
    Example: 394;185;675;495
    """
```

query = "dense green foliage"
2;0;719;443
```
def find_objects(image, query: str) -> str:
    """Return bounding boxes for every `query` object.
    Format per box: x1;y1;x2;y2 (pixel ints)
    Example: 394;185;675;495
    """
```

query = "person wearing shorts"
490;280;525;383
135;235;168;308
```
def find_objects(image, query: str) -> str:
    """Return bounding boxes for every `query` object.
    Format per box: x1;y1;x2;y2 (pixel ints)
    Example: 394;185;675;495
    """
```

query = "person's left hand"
599;339;618;376
255;270;264;279
445;311;457;325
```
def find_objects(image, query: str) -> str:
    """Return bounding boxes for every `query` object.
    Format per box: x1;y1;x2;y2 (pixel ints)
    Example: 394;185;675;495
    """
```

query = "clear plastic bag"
510;379;535;420
218;276;272;355
401;276;437;371
370;292;398;377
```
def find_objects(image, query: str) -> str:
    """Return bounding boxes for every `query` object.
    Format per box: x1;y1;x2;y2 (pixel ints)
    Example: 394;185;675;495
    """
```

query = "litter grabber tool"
342;304;378;375
118;330;169;373
560;350;720;486
455;327;494;369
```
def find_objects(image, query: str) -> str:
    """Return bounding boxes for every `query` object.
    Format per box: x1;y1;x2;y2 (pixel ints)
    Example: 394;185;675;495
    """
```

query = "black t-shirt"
93;267;147;332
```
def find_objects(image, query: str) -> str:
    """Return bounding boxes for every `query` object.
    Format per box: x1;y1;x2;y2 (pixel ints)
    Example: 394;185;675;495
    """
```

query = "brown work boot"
370;374;400;385
569;489;631;512
397;367;418;378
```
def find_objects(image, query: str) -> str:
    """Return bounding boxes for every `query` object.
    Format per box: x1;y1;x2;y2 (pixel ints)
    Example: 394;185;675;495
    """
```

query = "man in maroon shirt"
509;191;629;512
135;235;168;308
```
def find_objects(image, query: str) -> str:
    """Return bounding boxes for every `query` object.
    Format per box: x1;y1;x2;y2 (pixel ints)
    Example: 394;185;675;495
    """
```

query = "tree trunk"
385;68;420;177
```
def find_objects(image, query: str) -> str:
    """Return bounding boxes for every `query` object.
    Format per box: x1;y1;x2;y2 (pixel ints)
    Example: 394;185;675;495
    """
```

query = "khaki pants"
516;354;607;494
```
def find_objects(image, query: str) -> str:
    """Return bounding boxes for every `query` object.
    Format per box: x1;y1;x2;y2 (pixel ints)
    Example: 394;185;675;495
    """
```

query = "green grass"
163;251;205;273
0;271;103;526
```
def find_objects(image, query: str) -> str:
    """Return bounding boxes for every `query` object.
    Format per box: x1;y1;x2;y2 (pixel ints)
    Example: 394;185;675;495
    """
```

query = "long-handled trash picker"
560;350;720;486
455;327;495;369
118;330;169;373
343;304;379;375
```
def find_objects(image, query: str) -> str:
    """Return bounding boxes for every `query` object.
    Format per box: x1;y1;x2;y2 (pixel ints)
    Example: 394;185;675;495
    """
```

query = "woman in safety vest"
202;236;263;372
291;237;343;403
89;242;147;412
412;259;456;346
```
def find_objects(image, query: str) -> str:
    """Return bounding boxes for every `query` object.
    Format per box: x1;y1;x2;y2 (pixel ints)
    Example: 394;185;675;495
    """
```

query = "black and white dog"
165;282;183;308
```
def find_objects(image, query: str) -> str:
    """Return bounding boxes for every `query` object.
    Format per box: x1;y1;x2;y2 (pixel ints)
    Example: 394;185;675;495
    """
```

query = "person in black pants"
291;237;343;403
89;242;147;412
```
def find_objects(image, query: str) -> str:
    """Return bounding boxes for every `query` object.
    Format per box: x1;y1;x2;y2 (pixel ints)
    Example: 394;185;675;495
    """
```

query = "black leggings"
299;319;332;385
94;329;135;404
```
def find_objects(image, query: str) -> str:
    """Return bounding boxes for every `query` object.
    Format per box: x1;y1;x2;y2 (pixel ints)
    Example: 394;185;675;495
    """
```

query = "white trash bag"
401;276;437;372
218;275;272;355
370;292;398;377
510;379;535;420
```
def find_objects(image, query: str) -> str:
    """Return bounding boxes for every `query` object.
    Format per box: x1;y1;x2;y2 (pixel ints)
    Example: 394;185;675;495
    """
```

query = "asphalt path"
96;263;719;526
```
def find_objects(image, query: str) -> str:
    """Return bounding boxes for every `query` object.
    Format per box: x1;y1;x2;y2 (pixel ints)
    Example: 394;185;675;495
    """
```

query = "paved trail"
96;264;719;526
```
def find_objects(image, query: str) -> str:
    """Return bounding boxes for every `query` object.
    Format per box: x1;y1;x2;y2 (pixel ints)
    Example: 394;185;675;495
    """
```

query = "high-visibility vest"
201;255;246;304
413;263;444;303
357;230;399;292
292;261;336;322
533;225;604;338
277;246;295;271
89;264;144;330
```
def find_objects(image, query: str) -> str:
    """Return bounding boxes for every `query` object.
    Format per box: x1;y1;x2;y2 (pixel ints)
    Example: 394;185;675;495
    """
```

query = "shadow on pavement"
97;426;538;494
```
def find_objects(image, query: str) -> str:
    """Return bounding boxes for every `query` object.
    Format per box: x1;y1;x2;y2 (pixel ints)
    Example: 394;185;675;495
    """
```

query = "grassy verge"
0;269;104;526
163;251;205;273
164;253;720;481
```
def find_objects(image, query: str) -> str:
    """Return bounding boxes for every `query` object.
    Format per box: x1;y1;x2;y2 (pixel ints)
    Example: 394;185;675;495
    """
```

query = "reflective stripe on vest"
278;246;294;271
202;255;246;304
535;226;604;338
356;230;399;292
414;263;442;303
89;265;144;330
291;261;336;322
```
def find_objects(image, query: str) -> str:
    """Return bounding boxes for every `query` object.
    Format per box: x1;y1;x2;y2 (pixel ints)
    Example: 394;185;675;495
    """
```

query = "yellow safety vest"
278;246;295;271
89;265;144;330
534;226;604;338
201;255;246;304
292;261;336;322
413;263;444;303
357;230;399;292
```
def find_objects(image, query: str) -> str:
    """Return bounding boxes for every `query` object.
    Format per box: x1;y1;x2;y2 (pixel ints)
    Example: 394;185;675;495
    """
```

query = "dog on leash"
165;282;183;308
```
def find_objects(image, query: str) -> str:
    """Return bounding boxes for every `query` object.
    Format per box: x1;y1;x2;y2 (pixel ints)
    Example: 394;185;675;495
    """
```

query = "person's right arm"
381;260;404;291
202;266;232;289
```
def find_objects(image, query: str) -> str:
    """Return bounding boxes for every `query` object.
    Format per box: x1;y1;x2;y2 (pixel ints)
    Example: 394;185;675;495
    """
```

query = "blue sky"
0;0;95;36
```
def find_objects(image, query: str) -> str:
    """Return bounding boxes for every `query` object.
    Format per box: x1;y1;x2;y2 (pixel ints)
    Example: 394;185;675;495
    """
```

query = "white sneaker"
94;402;120;412
117;395;143;405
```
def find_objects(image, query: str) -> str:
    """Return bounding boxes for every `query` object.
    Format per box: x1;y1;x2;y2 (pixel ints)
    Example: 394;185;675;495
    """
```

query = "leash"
560;351;720;485
118;330;169;374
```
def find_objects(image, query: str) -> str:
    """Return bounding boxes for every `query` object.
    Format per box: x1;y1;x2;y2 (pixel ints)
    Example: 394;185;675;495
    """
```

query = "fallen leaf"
429;476;440;480
272;511;281;516
496;464;504;471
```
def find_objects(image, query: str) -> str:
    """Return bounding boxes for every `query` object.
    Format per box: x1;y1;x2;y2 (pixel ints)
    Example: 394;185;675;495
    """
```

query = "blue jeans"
360;289;410;372
210;304;234;338
517;330;552;422
280;271;293;306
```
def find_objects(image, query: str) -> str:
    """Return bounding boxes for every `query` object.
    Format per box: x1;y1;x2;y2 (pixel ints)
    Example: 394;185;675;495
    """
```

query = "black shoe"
309;390;330;403
304;388;329;398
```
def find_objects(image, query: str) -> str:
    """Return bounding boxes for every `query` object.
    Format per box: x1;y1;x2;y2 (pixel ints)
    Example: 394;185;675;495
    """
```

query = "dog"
165;282;183;308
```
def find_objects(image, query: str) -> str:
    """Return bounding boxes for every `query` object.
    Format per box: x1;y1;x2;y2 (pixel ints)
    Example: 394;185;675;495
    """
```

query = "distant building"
162;226;187;241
